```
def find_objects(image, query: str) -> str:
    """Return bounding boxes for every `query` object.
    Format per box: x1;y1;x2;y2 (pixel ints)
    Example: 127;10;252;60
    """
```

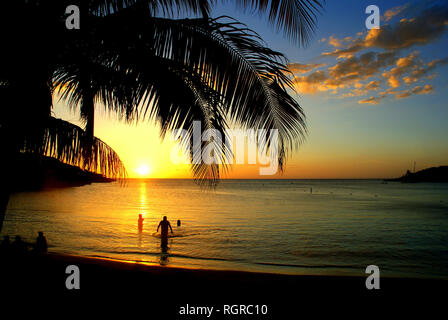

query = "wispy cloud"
386;84;434;100
358;94;386;105
288;62;326;74
383;4;409;22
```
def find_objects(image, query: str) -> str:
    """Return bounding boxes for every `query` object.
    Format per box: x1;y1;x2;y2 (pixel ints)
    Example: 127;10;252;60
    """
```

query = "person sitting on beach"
157;216;173;248
0;235;11;255
34;231;48;254
11;235;28;255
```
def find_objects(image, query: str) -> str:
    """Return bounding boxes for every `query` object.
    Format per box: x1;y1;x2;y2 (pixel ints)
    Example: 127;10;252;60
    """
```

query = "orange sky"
52;98;444;179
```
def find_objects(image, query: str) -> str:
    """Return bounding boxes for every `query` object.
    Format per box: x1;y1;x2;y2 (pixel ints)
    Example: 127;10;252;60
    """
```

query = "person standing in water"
138;214;144;232
157;216;173;248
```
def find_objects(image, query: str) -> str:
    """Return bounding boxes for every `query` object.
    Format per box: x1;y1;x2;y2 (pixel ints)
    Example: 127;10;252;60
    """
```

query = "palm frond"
88;0;211;17
89;0;323;43
234;0;324;44
21;117;127;179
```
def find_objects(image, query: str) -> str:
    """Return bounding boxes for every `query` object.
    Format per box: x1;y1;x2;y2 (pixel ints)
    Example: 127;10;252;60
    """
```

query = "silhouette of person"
11;235;28;255
34;231;47;254
177;219;181;227
0;235;11;255
138;214;144;232
157;216;173;248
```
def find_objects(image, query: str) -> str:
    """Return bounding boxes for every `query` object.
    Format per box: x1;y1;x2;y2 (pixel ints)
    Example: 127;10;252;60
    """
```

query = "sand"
0;252;446;317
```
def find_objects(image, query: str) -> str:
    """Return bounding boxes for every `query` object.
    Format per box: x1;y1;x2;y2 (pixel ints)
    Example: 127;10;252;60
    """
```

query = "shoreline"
49;250;448;281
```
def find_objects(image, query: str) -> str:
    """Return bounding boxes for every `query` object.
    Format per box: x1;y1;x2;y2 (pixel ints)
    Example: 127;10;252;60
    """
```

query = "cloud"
329;51;397;80
339;80;382;98
365;80;382;91
388;84;435;100
383;4;409;22
381;51;420;87
287;62;326;74
382;53;448;88
294;51;397;94
325;35;353;48
357;85;433;104
403;57;448;84
322;5;448;59
412;84;434;95
364;8;447;50
358;93;387;105
293;70;328;94
290;3;448;105
322;39;364;59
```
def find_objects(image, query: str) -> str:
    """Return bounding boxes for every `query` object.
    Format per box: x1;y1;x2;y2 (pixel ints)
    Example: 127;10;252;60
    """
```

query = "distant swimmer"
138;214;144;231
177;219;181;227
310;187;313;194
157;216;173;248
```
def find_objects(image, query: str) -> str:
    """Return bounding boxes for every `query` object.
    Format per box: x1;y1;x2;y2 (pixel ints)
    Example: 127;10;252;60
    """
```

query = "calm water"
2;179;448;278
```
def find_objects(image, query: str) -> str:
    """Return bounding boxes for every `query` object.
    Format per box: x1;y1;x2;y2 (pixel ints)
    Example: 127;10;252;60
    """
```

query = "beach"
2;179;447;316
1;251;446;317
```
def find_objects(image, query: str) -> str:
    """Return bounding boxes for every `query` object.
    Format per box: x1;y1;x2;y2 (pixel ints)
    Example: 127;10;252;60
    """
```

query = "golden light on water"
140;181;148;211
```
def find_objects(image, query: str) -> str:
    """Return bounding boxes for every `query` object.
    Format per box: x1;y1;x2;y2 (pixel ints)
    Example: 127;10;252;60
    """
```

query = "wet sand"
1;252;445;317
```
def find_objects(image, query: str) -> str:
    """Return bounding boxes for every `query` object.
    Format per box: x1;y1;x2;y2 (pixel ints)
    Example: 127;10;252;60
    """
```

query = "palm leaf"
89;0;324;43
234;0;324;44
21;117;127;179
88;0;212;17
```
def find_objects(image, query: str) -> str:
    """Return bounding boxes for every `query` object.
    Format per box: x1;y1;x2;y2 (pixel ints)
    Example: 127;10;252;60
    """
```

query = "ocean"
2;179;448;279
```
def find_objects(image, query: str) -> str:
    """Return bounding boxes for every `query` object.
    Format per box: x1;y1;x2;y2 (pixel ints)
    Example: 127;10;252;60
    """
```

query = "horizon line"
123;177;391;180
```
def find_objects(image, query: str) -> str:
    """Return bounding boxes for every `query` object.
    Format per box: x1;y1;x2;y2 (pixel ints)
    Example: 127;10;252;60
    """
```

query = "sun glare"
136;165;150;177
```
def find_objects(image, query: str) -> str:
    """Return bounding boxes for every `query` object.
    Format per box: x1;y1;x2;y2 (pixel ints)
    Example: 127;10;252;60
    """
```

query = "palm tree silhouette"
0;0;324;231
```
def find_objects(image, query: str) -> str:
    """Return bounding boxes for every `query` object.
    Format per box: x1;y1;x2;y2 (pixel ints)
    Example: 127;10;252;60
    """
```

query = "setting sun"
136;164;151;177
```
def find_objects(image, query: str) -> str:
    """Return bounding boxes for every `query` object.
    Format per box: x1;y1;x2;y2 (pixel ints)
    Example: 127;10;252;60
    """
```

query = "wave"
254;261;364;269
92;250;365;270
149;231;201;239
96;250;239;263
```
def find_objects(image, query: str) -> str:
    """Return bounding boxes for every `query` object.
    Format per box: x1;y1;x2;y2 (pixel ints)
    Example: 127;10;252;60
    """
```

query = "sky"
53;0;448;179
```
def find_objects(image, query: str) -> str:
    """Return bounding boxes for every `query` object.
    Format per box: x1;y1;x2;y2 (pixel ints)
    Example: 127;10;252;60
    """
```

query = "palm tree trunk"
0;189;9;233
84;98;95;137
0;131;13;233
81;92;95;172
0;74;52;233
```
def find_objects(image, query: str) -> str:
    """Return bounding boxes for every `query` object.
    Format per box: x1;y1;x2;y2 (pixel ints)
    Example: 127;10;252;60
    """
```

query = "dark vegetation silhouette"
386;166;448;183
0;0;324;232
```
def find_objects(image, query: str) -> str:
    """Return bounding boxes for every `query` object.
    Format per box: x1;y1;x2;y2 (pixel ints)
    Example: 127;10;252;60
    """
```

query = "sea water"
2;179;448;279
